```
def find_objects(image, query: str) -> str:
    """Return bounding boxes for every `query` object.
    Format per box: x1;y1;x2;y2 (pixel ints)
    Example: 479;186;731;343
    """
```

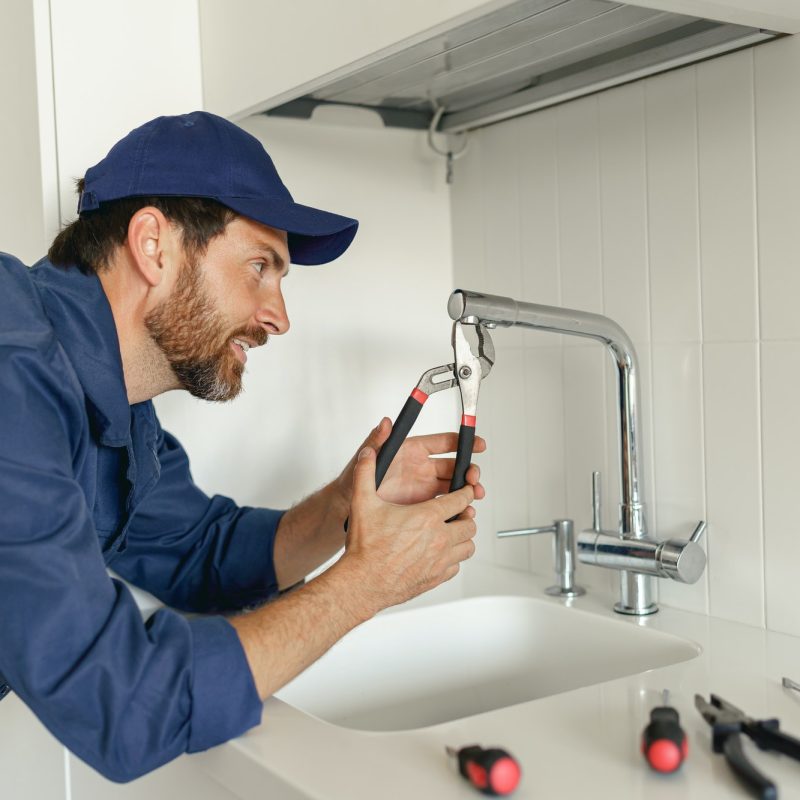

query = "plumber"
0;111;483;782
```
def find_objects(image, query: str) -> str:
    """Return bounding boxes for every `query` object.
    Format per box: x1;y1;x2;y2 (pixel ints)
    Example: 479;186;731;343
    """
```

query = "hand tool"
642;689;688;773
445;744;521;796
344;320;494;530
695;693;800;799
782;677;800;694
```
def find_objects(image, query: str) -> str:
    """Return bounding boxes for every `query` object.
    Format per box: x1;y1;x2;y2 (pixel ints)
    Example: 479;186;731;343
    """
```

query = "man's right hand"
337;445;478;617
229;445;478;702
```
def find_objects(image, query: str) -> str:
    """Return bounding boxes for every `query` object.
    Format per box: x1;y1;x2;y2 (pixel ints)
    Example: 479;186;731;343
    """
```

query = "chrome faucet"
448;289;707;616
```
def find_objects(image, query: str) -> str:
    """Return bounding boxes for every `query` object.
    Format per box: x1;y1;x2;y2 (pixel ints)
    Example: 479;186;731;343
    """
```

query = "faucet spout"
449;289;646;540
452;289;707;616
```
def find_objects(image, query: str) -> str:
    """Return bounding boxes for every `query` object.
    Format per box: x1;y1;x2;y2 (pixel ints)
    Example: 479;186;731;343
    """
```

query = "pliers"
695;693;800;799
375;320;494;497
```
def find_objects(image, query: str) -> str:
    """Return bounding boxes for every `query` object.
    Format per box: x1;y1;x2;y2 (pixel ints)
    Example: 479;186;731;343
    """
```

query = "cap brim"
218;196;358;266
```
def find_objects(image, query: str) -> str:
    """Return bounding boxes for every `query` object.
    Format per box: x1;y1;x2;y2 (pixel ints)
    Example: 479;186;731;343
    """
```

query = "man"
0;111;483;782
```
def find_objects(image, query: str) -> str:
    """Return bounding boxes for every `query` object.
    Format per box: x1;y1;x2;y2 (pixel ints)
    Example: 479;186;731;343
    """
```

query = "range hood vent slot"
264;0;777;133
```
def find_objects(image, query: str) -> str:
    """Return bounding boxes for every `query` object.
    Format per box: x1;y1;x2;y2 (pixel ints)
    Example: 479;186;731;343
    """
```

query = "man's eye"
252;261;265;275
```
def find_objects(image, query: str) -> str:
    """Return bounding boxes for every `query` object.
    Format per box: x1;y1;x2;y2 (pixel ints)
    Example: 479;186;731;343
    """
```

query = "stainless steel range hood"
265;0;778;133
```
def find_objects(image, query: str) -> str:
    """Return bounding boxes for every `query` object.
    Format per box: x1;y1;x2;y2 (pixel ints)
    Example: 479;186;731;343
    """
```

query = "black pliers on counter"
695;693;800;799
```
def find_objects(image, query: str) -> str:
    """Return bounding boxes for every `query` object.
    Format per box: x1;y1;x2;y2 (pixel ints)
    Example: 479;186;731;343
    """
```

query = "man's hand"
339;445;478;614
335;418;487;508
231;434;486;698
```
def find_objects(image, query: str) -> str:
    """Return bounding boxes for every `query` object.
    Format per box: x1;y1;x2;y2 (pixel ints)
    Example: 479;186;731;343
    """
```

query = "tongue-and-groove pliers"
373;320;495;496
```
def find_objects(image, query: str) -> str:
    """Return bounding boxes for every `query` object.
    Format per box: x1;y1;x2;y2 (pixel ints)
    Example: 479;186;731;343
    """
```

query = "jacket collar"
30;259;132;446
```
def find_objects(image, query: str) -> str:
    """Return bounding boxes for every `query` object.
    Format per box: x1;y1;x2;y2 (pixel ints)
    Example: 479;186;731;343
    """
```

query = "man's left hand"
336;418;487;508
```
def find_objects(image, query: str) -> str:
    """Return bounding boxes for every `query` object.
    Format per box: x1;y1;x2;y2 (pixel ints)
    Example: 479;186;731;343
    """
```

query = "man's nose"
255;284;290;335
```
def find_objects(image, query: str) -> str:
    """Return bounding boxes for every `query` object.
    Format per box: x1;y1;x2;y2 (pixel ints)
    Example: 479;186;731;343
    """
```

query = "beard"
144;258;267;402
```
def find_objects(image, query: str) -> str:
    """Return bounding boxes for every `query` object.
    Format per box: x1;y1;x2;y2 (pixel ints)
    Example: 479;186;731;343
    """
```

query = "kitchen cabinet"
69;753;243;800
199;0;504;119
0;695;65;799
199;0;800;123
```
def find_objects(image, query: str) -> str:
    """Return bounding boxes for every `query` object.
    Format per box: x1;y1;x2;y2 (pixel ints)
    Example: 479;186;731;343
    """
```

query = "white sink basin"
275;594;700;732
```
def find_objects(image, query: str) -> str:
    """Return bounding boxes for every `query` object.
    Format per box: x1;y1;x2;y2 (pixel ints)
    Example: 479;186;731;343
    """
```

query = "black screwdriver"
642;689;688;773
446;744;521;796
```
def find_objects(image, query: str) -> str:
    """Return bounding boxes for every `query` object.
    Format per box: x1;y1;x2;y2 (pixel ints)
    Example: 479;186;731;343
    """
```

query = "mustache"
230;326;269;348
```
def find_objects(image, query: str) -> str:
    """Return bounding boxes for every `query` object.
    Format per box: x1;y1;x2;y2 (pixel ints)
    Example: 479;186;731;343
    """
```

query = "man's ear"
127;207;176;288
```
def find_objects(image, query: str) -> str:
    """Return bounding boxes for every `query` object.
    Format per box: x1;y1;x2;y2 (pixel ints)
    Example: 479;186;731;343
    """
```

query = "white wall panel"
451;135;487;291
598;82;650;346
650;344;709;614
697;50;759;343
484;347;531;570
645;68;702;344
516;110;560;311
760;342;800;637
754;36;800;341
563;346;615;595
556;98;603;316
480;120;524;349
523;346;567;578
703;342;764;628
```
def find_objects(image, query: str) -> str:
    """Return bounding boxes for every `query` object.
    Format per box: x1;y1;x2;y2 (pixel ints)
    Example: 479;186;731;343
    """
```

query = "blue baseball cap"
77;111;358;266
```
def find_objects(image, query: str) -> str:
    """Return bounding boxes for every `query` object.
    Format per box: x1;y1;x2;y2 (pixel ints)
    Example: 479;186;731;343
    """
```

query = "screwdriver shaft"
783;676;800;693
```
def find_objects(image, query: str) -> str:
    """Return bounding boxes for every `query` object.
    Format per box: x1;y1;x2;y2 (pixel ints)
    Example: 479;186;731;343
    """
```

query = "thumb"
364;417;391;450
352;446;378;501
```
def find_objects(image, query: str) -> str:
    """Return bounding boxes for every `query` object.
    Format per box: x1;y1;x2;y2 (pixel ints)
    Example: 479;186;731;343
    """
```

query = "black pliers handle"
377;321;494;494
344;321;494;532
695;693;800;799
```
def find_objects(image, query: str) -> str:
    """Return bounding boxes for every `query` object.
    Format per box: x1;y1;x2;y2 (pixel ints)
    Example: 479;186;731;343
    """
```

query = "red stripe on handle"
411;388;429;404
465;762;488;790
461;414;476;427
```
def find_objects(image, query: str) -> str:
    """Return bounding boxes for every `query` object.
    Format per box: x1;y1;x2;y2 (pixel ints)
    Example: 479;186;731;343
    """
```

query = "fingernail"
359;447;372;460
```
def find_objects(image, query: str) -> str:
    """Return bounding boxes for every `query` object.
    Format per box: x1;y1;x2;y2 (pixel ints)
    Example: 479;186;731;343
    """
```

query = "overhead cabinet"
200;0;800;131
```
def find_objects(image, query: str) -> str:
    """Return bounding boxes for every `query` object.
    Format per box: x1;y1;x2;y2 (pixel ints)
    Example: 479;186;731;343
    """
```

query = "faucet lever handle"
497;524;556;538
497;520;585;598
689;520;707;544
591;471;602;532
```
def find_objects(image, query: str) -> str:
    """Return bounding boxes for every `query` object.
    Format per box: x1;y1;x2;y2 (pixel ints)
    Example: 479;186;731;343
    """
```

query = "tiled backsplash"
451;34;800;637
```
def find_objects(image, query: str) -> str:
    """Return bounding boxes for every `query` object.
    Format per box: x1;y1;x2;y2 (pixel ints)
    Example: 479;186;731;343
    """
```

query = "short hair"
48;179;237;274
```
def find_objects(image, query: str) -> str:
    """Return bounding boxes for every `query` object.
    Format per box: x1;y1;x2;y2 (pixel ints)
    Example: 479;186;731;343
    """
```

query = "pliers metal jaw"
374;319;494;496
695;693;800;799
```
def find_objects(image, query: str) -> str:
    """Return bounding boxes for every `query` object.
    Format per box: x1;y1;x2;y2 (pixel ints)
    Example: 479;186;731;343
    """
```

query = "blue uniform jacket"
0;254;284;781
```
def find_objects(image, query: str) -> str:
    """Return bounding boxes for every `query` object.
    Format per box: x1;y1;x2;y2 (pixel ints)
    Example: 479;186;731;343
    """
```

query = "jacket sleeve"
0;343;263;782
112;415;286;614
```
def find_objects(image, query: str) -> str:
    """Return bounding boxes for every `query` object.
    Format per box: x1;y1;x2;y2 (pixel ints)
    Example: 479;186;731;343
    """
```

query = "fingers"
352;446;377;501
447;516;477;544
412;432;487;456
433;467;485;501
366;417;392;450
441;539;476;583
433;458;481;483
427;483;475;520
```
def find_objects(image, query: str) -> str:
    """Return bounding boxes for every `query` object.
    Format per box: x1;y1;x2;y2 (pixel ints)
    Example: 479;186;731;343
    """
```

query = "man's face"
145;217;290;401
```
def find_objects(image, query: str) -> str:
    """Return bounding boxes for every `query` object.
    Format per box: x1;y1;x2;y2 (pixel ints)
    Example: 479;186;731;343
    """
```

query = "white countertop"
196;564;800;799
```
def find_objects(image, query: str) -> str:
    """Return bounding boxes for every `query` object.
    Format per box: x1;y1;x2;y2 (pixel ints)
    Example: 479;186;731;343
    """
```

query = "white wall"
451;32;800;637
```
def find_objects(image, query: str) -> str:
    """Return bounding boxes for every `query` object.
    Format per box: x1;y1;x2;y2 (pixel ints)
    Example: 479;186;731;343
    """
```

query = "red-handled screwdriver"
445;744;521;796
641;690;688;773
